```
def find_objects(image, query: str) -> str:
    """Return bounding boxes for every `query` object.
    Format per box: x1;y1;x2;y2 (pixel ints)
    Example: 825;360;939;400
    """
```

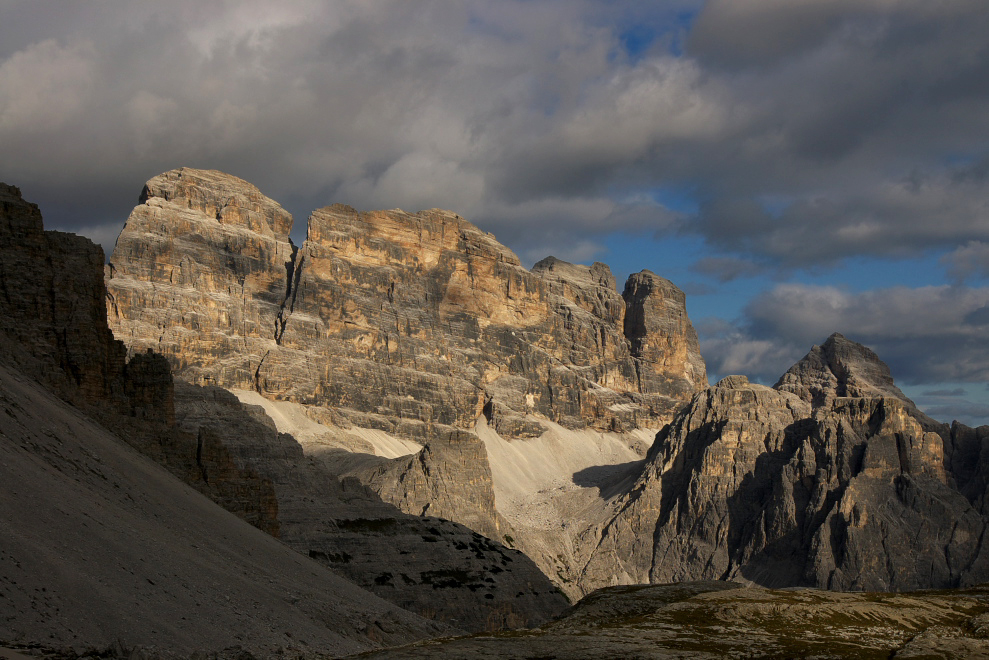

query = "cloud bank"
2;0;987;422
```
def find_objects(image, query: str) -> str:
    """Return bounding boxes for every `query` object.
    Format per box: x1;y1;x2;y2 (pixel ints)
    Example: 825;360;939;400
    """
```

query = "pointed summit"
774;332;914;409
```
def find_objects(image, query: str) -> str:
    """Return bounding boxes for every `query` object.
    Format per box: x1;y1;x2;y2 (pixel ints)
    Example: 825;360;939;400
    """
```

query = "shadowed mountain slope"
582;335;989;593
0;358;450;655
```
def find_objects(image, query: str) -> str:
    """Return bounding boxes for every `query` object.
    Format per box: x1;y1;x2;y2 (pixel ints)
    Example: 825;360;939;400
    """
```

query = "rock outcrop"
1;183;131;407
0;181;285;538
99;169;989;601
0;181;567;633
359;581;989;659
776;332;923;415
0;183;458;655
622;270;707;398
581;335;989;593
106;168;707;442
172;383;568;631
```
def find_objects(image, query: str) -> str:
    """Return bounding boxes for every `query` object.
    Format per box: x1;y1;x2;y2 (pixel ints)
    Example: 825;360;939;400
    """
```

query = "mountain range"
2;169;989;657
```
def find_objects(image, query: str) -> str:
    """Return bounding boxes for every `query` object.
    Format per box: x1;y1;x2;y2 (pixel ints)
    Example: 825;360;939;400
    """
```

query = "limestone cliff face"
107;168;295;391
582;340;989;593
356;427;503;541
106;169;707;442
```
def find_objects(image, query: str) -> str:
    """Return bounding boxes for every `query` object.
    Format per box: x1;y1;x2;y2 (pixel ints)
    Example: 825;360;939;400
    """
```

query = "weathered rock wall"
1;182;127;405
106;168;708;441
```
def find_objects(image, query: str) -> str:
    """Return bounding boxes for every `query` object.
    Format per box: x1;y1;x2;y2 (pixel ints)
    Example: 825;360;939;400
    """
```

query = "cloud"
942;241;989;282
691;256;766;282
678;281;717;296
0;0;988;290
0;38;95;134
921;388;966;397
693;164;989;266
686;0;921;68
701;283;989;385
73;223;127;257
923;402;989;427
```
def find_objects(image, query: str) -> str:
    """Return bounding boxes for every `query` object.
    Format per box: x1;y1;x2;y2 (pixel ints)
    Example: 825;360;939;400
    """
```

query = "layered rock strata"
106;168;707;442
582;335;989;592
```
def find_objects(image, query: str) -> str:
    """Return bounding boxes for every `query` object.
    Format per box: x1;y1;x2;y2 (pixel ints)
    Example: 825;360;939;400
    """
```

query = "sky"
1;0;988;425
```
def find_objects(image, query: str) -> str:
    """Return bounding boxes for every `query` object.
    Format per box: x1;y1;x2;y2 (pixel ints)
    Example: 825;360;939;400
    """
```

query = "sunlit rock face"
622;269;707;398
106;168;707;440
106;168;297;392
582;337;989;594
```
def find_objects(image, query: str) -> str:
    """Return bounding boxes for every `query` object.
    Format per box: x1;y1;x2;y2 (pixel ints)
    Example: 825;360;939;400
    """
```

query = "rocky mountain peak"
774;332;914;409
622;270;707;396
140;167;294;240
1;182;42;231
532;256;618;291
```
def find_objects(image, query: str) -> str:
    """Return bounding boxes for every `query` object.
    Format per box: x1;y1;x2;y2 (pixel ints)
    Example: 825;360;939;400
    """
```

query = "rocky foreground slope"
0;360;450;655
359;581;989;659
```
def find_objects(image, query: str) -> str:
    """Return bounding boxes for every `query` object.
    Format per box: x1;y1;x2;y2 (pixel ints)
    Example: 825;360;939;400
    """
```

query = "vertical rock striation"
107;168;296;391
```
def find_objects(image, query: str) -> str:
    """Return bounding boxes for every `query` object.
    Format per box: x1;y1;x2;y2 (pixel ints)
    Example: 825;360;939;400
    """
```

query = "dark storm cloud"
690;256;766;283
694;164;989;266
3;0;988;269
687;0;865;68
924;402;989;426
922;388;966;397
